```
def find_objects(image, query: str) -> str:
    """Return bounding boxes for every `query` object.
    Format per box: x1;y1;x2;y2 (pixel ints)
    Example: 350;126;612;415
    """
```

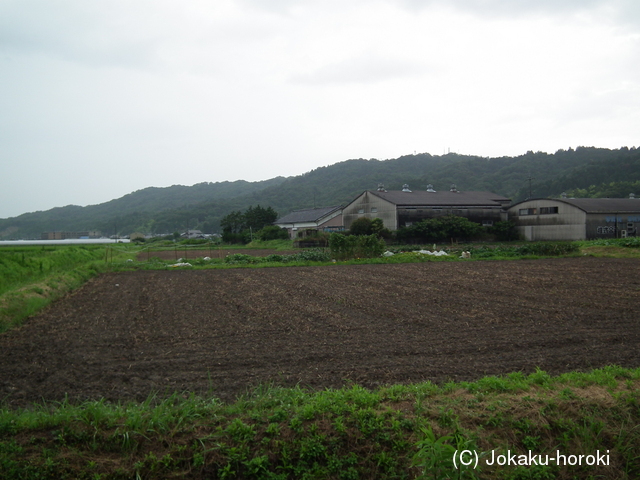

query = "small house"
274;206;343;239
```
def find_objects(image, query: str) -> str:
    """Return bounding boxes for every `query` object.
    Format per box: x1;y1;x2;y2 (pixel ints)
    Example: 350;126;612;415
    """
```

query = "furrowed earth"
1;257;639;408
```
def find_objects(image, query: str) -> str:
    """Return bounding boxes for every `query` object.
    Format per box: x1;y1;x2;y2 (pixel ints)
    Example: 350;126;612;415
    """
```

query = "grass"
1;367;639;479
0;245;136;332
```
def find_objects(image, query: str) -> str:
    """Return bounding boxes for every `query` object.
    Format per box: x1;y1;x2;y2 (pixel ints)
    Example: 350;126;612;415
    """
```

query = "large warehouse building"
507;195;640;241
342;184;511;231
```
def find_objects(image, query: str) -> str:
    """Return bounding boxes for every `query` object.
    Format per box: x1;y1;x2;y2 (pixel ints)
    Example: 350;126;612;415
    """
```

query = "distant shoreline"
0;239;131;246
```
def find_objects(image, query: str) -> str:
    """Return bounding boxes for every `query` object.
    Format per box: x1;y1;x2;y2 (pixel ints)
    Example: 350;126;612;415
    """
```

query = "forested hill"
0;178;287;239
1;146;639;239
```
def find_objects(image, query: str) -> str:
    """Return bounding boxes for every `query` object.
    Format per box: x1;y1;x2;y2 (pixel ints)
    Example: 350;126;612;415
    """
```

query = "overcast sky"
1;0;638;219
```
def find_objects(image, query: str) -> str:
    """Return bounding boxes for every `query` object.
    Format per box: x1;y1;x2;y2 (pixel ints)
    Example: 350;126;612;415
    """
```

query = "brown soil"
1;257;639;407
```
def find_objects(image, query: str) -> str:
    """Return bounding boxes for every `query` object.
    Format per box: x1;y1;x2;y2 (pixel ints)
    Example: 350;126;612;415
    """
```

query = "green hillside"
0;178;286;239
1;146;639;239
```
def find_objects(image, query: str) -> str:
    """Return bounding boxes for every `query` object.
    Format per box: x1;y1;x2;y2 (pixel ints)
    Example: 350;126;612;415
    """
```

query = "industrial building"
274;206;343;239
341;184;511;231
507;195;640;241
41;231;102;240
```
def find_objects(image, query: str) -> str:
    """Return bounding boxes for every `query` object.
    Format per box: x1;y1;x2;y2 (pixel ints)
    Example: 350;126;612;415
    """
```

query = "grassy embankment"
0;245;136;333
1;367;639;479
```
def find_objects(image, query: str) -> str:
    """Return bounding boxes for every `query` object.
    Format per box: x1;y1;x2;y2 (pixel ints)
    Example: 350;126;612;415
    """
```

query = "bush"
349;218;391;238
515;242;579;256
222;231;250;244
223;254;260;264
329;234;386;260
349;217;373;236
396;216;484;243
257;226;290;241
490;221;520;241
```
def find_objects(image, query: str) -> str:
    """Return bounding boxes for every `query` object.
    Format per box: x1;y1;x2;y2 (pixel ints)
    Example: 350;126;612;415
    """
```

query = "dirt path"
1;257;639;407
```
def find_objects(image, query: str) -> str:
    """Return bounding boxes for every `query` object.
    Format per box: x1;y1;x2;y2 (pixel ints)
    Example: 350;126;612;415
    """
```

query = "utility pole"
526;176;534;199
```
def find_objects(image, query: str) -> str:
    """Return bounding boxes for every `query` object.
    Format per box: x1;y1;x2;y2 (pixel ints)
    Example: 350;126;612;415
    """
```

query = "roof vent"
426;184;436;193
561;192;567;199
402;184;412;192
377;183;387;192
449;184;458;193
631;193;636;199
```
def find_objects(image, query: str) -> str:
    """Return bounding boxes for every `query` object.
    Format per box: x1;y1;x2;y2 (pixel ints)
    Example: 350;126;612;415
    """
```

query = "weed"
412;425;480;480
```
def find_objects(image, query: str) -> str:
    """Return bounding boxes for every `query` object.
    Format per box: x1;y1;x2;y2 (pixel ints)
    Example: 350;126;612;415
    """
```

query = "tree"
220;205;280;244
349;217;373;235
220;210;245;234
244;205;278;231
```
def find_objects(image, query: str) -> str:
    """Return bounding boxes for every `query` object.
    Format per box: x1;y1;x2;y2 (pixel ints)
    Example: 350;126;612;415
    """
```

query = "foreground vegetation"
1;366;639;479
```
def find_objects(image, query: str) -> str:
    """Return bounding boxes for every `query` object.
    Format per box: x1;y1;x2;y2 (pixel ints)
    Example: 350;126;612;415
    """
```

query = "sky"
1;0;639;219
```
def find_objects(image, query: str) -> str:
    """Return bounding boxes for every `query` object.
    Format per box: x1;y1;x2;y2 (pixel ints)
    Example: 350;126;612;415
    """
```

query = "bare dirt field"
1;257;639;408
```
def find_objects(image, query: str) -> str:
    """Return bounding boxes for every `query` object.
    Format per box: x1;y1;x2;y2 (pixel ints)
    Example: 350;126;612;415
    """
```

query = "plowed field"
1;257;639;407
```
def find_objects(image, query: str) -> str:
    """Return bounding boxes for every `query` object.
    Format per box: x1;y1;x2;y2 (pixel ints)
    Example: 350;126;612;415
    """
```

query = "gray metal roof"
555;198;640;213
369;190;510;207
275;206;342;224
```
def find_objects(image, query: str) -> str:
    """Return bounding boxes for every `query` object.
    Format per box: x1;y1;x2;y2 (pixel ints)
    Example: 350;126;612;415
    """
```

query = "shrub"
257;226;290;241
396;216;484;243
329;233;357;260
222;231;250;245
349;217;374;236
515;242;579;256
223;254;260;264
329;234;386;260
490;221;520;241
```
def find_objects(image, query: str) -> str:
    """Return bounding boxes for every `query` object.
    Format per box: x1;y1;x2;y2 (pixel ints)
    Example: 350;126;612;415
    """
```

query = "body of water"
0;239;131;246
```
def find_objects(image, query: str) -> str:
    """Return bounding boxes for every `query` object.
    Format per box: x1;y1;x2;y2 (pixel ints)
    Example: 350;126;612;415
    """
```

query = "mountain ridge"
2;147;639;239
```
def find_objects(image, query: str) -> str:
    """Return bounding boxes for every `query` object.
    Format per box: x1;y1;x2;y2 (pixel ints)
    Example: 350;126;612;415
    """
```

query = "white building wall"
520;224;586;241
509;199;587;241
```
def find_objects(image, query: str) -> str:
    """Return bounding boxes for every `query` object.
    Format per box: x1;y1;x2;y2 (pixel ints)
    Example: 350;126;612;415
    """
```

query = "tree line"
220;205;288;244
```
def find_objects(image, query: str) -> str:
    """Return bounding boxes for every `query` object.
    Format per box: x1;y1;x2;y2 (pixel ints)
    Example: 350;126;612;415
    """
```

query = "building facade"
41;231;101;240
342;184;511;231
274;206;343;239
507;196;640;241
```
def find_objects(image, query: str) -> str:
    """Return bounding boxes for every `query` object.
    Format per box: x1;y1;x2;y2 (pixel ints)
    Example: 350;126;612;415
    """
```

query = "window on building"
357;208;364;214
482;220;493;227
539;207;559;214
518;208;537;215
371;207;377;213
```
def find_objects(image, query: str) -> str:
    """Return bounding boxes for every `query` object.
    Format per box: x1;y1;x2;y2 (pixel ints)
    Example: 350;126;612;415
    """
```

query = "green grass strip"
1;367;639;479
